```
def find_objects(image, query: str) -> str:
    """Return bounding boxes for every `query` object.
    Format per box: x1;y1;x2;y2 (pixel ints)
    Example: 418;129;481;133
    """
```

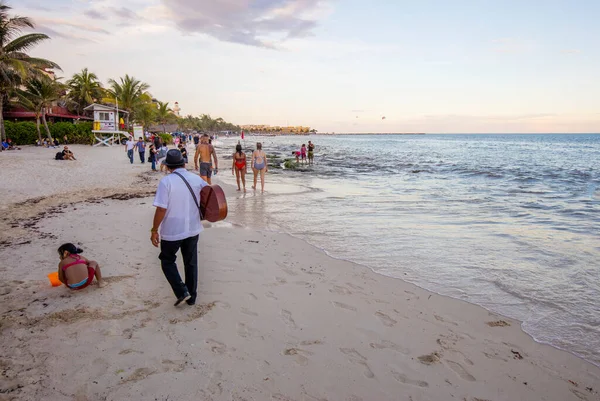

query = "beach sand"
0;145;598;401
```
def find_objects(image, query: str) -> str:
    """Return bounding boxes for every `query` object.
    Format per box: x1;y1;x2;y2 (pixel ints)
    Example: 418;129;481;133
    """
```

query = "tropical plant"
134;101;156;133
156;101;172;133
106;74;149;124
17;76;65;140
0;1;60;140
66;68;104;115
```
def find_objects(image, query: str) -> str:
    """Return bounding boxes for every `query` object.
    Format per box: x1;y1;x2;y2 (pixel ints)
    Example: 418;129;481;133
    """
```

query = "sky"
13;0;600;133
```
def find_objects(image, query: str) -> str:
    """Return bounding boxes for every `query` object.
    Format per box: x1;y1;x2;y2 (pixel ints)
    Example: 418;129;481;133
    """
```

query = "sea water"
219;134;600;366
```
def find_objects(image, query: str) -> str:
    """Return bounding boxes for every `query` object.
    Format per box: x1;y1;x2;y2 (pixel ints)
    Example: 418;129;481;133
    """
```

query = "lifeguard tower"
84;103;130;146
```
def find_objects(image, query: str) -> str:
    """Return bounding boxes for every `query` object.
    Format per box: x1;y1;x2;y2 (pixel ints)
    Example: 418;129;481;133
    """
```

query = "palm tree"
156;101;171;133
17;77;64;140
0;2;60;140
66;68;103;115
135;102;156;133
106;74;150;125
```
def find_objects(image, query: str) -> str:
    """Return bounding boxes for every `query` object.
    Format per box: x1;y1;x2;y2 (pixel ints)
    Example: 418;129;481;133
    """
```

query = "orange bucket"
48;272;62;287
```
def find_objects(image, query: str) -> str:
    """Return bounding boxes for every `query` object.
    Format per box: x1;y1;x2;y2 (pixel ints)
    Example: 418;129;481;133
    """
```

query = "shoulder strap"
172;172;203;220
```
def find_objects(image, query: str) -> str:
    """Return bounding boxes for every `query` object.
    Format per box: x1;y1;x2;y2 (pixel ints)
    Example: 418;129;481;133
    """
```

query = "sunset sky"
14;0;600;133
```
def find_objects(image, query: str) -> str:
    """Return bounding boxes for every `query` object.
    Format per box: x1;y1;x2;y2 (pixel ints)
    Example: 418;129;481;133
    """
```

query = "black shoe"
174;293;191;307
186;300;196;306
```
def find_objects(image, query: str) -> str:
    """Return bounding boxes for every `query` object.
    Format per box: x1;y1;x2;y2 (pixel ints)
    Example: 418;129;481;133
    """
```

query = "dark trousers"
151;158;156;170
127;149;134;163
159;235;199;302
139;151;145;163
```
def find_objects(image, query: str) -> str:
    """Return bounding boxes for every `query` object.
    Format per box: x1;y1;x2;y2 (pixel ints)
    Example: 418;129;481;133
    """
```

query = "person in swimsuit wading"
194;134;218;184
251;142;268;193
57;243;105;290
232;143;248;192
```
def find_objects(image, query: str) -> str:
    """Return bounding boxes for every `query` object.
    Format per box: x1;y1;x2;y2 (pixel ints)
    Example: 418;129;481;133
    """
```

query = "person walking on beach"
252;142;268;193
149;144;158;171
194;134;218;184
135;137;146;163
232;143;247;192
308;141;315;165
125;136;135;164
300;144;307;165
151;149;208;306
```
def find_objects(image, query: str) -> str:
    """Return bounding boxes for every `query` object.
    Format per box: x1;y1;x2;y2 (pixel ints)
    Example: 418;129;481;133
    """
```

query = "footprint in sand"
237;322;257;338
248;293;258;301
369;340;409;355
283;348;313;366
445;360;476;381
329;285;351;295
281;310;298;329
265;292;278;301
375;311;397;327
391;370;429;388
207;371;224;396
206;339;228;354
241;307;259;317
339;348;375;379
331;301;357;312
121;367;156;384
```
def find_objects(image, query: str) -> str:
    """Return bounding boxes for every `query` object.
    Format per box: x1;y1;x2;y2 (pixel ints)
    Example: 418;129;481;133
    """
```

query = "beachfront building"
240;124;312;134
3;105;92;124
84;103;130;146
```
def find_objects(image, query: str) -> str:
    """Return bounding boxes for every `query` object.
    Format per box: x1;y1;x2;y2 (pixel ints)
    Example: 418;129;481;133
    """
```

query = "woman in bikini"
251;142;268;193
231;143;248;192
57;243;105;290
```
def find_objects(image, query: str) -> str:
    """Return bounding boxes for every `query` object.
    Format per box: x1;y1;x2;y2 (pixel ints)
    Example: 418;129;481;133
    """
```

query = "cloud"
33;17;110;34
110;6;138;19
35;25;97;43
160;0;328;48
84;9;106;19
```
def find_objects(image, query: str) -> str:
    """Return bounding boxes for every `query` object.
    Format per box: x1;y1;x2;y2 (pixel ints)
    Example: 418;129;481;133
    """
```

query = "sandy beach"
0;145;599;401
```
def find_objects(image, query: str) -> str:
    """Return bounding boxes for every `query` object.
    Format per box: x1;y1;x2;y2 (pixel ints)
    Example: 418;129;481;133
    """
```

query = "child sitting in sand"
57;243;105;289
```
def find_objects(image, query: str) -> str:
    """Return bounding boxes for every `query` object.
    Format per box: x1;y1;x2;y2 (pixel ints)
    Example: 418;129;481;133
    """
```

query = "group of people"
293;141;315;165
231;142;268;192
1;138;20;150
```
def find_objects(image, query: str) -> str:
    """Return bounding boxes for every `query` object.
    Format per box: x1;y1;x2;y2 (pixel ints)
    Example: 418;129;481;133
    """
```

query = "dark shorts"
200;162;212;178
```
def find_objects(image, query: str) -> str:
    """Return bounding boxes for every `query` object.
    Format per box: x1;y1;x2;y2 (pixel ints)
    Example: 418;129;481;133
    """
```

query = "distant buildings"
240;125;313;134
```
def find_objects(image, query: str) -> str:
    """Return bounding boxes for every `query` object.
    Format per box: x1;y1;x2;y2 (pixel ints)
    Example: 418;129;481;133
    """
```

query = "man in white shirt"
124;136;135;164
151;149;208;306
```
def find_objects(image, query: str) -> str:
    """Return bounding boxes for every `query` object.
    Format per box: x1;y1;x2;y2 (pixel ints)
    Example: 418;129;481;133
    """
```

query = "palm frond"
4;33;50;53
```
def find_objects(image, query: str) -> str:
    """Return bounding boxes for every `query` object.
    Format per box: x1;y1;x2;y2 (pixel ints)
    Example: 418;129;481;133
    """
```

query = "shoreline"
1;145;599;400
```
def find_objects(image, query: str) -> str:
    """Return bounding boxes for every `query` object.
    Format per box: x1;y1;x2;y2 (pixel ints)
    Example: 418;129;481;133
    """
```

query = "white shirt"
126;140;135;150
153;168;208;241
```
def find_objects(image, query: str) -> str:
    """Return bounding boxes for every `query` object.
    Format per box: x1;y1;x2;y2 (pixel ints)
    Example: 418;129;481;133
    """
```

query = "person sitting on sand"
1;140;11;150
62;146;76;160
57;243;105;289
232;143;247;192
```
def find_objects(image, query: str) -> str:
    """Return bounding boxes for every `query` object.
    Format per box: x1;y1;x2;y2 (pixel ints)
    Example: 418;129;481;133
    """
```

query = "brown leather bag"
200;185;228;222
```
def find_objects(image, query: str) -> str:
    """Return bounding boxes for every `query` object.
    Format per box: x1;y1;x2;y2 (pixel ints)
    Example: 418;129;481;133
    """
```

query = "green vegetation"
0;1;60;141
0;2;241;144
283;159;298;169
6;121;93;145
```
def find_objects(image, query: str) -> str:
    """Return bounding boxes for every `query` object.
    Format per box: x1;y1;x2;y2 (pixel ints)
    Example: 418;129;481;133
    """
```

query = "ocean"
217;133;600;366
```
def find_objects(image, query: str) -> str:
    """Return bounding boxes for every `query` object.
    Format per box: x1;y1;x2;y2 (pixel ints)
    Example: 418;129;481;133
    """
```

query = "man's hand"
151;231;160;247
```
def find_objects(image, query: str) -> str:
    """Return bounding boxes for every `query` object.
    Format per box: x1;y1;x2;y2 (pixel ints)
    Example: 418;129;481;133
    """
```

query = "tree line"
0;2;240;142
